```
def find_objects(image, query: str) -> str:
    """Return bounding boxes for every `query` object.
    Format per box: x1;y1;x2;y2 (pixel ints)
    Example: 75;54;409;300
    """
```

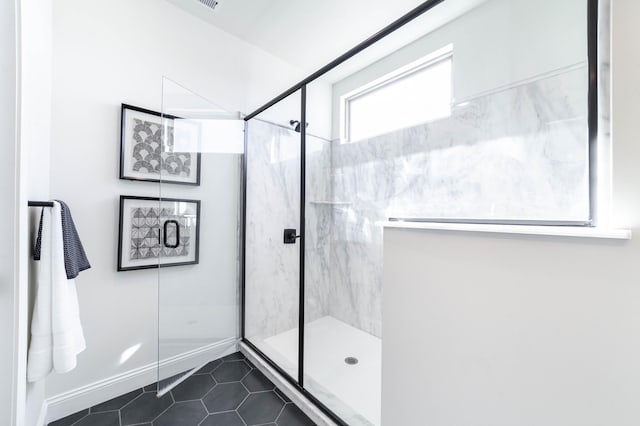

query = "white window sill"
381;221;632;240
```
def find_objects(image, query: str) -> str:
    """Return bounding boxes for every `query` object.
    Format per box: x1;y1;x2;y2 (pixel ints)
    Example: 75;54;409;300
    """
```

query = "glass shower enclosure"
242;0;595;425
244;82;382;425
243;83;382;426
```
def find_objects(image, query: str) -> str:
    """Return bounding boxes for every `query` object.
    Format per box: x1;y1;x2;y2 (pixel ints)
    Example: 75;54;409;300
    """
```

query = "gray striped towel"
33;200;91;279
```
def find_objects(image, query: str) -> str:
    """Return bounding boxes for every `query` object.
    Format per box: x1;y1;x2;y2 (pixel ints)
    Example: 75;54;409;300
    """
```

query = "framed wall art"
117;195;201;271
120;104;201;185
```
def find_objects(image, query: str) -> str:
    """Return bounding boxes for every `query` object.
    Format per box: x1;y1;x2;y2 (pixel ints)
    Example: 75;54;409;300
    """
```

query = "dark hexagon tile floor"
48;351;316;426
202;382;248;413
238;392;285;425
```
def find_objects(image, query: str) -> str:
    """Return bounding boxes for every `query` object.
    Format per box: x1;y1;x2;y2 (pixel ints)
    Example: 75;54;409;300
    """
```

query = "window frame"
339;44;454;144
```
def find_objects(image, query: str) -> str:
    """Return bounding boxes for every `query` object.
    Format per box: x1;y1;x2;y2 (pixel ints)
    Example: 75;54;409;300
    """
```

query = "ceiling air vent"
197;0;221;11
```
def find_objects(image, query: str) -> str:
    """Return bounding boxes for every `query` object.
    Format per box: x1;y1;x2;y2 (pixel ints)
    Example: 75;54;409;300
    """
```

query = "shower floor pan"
254;316;381;426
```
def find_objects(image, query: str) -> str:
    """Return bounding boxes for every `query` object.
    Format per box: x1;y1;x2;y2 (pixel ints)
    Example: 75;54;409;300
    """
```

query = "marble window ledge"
381;221;632;240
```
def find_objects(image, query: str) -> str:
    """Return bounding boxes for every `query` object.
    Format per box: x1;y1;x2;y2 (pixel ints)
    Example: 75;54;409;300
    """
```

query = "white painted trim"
239;342;338;426
381;221;632;240
45;337;238;424
9;0;26;424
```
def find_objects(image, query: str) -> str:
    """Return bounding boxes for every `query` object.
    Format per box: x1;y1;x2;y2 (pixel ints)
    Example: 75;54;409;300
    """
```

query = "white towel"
27;202;86;382
27;206;53;381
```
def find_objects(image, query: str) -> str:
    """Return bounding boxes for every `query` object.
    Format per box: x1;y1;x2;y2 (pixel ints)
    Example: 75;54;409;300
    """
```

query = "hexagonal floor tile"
222;352;245;361
195;359;222;374
202;382;248;413
242;369;275;392
158;372;188;390
120;391;172;425
143;383;157;392
238;391;285;425
211;360;251;383
200;411;245;426
171;374;216;401
153;400;207;426
90;388;142;413
73;411;119;426
277;403;316;426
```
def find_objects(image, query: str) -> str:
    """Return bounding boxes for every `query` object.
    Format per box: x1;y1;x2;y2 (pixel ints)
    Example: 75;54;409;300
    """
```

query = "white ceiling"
165;0;427;73
165;0;487;83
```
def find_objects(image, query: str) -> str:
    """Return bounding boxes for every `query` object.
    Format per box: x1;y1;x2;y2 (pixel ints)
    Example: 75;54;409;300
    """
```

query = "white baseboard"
44;337;238;424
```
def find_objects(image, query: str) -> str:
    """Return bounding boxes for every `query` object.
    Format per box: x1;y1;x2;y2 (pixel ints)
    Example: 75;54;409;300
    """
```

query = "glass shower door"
156;78;244;392
244;90;302;381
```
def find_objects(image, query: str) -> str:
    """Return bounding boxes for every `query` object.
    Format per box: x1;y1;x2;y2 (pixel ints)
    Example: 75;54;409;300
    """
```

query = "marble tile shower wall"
245;120;302;340
305;134;334;326
328;67;588;337
245;119;333;340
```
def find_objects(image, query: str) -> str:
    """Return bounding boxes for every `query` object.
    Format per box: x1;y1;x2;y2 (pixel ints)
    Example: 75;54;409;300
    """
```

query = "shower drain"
344;356;359;365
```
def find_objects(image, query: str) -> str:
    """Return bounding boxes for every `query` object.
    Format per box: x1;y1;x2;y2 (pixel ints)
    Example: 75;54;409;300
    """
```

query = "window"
335;40;591;224
341;47;453;143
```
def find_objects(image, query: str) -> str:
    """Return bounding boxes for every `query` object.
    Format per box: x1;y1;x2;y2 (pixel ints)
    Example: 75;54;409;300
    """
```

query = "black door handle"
163;220;180;248
283;228;300;244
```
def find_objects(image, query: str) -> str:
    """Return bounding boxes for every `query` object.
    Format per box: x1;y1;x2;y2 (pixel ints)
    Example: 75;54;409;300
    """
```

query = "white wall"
46;0;306;415
331;0;586;139
383;228;640;425
381;1;640;424
0;1;55;424
21;0;53;424
21;0;51;204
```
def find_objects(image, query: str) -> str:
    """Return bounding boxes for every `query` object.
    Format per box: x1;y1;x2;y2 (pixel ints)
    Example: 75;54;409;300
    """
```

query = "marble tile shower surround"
245;119;301;340
304;133;334;328
246;67;591;341
245;119;332;340
328;67;589;337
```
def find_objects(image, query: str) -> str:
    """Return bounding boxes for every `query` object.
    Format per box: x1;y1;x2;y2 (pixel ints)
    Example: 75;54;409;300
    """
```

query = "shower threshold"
253;316;381;426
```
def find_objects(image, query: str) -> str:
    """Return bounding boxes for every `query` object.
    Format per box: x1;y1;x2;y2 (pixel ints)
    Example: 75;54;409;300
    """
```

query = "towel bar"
28;201;54;207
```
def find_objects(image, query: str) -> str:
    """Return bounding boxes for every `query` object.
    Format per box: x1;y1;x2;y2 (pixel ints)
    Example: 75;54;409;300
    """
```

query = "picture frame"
117;195;201;271
120;104;201;185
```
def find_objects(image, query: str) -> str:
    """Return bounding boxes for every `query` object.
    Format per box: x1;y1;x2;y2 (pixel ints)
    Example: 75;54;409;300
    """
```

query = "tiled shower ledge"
381;221;632;240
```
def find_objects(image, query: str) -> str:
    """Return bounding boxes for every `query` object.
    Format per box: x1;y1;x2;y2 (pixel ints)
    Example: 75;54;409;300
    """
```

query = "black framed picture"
117;195;201;271
120;104;201;185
